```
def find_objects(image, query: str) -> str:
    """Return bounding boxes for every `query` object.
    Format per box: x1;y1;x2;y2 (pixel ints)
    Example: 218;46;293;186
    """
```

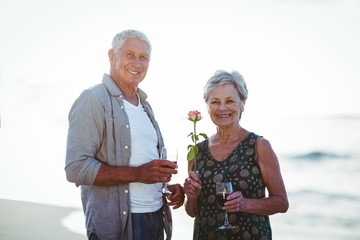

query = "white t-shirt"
124;97;163;213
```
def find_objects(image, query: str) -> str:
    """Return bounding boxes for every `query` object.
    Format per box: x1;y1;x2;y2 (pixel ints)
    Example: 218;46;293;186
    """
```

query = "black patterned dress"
192;132;272;240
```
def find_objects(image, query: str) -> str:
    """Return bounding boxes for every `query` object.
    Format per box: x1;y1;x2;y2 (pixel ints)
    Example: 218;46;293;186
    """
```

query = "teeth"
128;69;140;75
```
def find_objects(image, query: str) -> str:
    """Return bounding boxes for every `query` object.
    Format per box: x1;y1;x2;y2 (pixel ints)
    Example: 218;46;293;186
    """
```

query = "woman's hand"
183;171;202;200
183;171;202;217
223;191;245;212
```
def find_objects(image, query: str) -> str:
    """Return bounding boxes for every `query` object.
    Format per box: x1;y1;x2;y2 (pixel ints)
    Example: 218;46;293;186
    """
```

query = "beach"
1;0;360;239
0;198;86;240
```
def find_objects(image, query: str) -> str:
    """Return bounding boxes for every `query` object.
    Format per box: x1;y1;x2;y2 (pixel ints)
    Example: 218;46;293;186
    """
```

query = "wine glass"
160;147;178;194
216;182;235;230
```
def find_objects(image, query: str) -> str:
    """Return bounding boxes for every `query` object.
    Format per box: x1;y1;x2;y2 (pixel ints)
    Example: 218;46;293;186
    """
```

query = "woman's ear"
241;106;245;112
240;102;245;113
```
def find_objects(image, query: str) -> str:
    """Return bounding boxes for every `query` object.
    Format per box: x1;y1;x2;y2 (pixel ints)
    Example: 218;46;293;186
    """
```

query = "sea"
0;95;359;239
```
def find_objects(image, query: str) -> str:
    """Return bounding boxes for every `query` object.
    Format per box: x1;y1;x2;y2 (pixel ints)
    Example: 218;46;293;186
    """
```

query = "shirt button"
126;125;129;128
121;106;124;109
125;189;128;193
124;145;128;149
123;211;127;215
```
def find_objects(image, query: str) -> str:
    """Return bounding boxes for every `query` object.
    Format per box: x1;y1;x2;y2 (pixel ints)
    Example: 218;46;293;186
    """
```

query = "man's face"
109;37;150;88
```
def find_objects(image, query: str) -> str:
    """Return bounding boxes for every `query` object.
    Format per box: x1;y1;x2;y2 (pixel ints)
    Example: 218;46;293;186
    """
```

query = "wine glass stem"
224;211;230;225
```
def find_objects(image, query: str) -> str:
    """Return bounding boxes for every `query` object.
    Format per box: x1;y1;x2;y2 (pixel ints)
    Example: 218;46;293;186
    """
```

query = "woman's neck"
214;125;244;144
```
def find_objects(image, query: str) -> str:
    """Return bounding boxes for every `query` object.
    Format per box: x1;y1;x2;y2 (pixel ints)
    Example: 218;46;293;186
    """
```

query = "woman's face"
207;83;244;129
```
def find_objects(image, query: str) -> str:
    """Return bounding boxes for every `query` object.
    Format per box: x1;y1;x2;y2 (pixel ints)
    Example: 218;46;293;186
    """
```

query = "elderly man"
65;29;184;240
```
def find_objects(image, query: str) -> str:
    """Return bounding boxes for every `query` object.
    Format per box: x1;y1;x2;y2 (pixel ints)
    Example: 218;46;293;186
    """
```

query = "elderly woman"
183;70;289;240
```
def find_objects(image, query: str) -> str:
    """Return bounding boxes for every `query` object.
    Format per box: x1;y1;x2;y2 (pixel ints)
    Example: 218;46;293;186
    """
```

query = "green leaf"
187;148;195;161
199;133;208;140
187;144;195;150
187;146;199;161
193;146;199;155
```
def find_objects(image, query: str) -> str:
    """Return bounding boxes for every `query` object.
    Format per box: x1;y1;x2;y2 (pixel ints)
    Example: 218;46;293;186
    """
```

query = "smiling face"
207;83;245;129
108;37;150;90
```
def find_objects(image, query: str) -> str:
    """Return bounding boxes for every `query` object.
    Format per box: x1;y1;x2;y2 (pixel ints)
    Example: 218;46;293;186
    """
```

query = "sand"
0;198;295;240
0;197;195;240
0;198;86;240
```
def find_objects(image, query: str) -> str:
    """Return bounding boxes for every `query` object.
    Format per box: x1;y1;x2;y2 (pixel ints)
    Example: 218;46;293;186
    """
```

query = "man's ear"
108;49;115;63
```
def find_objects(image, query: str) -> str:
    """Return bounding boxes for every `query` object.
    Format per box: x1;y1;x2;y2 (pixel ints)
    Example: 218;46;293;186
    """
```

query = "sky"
0;0;359;206
1;0;360;120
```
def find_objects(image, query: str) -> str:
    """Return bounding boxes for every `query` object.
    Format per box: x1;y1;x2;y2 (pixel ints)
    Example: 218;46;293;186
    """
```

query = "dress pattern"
192;132;272;240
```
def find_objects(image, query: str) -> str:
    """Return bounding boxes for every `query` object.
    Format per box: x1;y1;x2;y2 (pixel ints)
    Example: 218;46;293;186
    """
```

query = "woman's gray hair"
111;29;152;55
203;70;248;104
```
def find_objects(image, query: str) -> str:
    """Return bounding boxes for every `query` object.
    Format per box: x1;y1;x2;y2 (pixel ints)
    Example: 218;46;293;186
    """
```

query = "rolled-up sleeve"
65;89;104;186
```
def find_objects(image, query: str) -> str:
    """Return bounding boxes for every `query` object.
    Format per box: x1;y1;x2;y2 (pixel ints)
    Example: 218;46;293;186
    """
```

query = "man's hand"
137;160;178;184
166;184;185;209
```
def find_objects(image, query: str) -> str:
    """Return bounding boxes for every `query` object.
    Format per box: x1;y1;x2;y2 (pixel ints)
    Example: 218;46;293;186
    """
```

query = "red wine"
216;192;230;207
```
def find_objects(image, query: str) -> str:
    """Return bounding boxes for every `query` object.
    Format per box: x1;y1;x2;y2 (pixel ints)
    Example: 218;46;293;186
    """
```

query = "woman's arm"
184;161;201;217
225;137;289;215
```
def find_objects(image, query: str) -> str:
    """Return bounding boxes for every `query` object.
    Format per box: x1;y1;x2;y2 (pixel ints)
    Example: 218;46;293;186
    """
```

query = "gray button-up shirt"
65;73;165;239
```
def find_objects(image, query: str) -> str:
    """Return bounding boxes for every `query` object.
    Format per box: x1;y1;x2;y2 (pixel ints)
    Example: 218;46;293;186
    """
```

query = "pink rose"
188;110;202;122
187;110;207;162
